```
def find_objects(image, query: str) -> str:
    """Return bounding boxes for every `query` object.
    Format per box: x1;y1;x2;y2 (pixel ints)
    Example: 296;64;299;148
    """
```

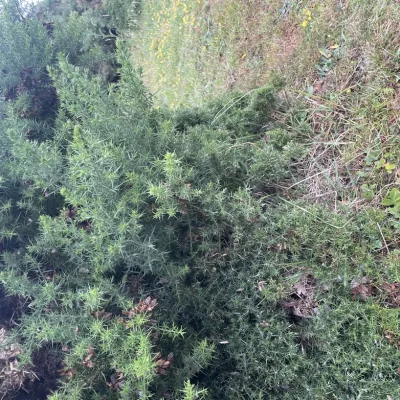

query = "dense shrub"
0;1;399;399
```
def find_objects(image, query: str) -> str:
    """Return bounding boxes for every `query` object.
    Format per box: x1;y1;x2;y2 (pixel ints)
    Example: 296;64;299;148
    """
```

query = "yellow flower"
241;53;246;60
302;20;308;28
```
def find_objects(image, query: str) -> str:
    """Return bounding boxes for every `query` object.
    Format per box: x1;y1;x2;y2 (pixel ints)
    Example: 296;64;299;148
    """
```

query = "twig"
285;169;331;190
376;222;389;254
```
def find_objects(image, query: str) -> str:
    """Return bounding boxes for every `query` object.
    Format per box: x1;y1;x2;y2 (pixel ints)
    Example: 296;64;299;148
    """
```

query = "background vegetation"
0;0;399;399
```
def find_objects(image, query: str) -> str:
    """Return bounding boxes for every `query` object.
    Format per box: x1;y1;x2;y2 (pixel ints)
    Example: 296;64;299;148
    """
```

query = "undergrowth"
0;0;399;399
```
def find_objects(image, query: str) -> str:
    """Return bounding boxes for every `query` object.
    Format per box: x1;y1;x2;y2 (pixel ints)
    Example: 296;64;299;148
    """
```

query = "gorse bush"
0;1;399;399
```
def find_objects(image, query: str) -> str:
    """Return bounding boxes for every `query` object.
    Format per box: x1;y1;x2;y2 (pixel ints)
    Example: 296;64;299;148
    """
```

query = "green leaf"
390;188;400;204
365;149;380;166
361;184;374;201
382;188;400;207
382;198;394;206
384;163;396;173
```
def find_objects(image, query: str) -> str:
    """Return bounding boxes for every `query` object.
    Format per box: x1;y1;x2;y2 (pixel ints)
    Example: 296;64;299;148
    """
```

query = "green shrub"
0;3;398;398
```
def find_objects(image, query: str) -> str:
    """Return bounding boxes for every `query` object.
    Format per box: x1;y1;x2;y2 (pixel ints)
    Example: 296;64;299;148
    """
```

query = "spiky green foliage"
0;0;52;90
0;1;399;399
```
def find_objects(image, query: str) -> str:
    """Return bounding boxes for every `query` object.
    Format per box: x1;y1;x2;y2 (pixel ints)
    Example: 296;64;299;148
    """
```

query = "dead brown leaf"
59;368;75;378
257;281;266;292
82;348;96;368
123;297;158;318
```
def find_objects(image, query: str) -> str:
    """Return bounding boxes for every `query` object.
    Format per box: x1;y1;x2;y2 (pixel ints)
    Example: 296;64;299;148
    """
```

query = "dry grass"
131;0;313;106
285;0;400;215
